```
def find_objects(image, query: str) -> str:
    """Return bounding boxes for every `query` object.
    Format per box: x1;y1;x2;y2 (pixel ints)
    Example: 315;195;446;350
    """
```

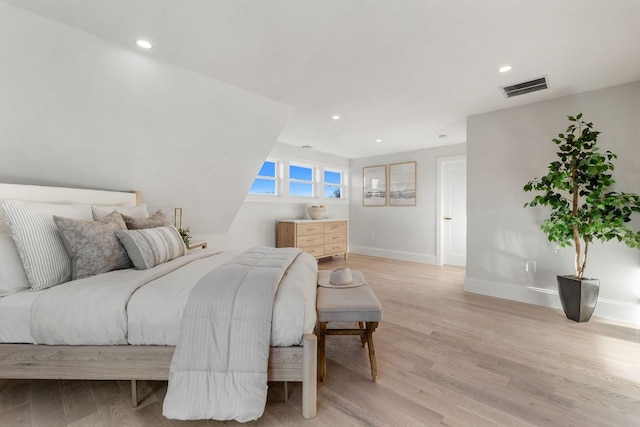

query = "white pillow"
0;234;30;297
91;204;149;221
2;199;93;290
117;226;186;270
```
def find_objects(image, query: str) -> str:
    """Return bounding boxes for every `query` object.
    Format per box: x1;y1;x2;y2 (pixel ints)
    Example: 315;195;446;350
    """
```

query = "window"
289;163;315;197
248;156;348;202
249;160;277;195
324;169;344;199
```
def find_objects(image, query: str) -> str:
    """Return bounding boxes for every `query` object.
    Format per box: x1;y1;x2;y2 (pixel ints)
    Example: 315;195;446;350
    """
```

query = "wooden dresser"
277;219;348;259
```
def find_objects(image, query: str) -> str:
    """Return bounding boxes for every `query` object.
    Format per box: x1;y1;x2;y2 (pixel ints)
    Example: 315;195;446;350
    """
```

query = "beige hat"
318;267;366;288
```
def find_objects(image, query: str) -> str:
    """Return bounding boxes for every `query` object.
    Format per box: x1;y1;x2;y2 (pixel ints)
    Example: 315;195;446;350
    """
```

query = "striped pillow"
1;199;93;290
116;226;186;270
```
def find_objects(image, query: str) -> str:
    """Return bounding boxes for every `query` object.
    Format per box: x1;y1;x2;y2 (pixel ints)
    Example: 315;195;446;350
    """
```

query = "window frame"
323;168;346;200
288;161;316;198
248;158;279;196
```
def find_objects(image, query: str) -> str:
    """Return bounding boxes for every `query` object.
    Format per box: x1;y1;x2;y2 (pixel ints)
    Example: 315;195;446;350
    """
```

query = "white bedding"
0;290;38;343
0;248;318;347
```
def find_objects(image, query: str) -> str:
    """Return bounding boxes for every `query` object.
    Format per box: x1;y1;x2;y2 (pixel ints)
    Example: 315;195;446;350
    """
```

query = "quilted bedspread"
162;246;303;422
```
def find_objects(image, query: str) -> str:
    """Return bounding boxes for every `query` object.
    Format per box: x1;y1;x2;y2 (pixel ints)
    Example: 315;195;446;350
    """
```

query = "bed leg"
131;380;138;408
302;334;317;419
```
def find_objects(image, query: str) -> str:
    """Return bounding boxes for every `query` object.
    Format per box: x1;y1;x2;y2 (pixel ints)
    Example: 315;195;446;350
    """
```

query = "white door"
439;157;466;266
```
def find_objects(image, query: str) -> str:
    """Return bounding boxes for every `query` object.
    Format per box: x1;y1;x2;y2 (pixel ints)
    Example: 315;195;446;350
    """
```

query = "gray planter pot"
557;275;600;322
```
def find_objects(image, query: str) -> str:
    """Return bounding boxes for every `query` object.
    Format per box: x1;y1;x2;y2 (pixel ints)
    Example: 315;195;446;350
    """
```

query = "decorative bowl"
307;205;326;220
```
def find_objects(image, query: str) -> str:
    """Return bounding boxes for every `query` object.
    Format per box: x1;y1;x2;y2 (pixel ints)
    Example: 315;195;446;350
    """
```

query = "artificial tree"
523;114;640;321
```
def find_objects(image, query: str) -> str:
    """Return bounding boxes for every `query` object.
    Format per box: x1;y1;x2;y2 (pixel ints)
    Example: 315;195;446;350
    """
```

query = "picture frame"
363;165;387;206
389;161;416;206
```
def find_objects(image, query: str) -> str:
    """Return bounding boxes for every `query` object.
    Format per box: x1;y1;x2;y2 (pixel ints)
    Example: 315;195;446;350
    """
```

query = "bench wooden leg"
318;322;327;382
366;322;379;381
358;322;367;346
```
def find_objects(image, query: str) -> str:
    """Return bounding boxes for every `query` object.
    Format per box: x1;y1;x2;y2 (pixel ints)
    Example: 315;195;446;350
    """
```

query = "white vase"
307;206;326;220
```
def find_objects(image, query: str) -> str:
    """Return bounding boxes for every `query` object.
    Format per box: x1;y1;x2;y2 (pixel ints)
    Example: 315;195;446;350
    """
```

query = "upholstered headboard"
0;183;140;235
0;183;143;296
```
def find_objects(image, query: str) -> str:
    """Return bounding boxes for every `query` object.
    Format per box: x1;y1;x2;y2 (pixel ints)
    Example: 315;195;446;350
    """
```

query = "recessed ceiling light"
498;65;513;73
331;115;340;120
438;134;447;139
136;40;152;49
375;139;382;143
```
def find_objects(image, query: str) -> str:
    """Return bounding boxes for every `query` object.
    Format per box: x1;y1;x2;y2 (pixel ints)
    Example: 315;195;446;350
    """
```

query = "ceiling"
6;0;640;159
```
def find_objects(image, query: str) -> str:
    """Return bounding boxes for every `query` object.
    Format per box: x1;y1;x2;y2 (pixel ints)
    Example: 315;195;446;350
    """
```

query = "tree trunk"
571;163;581;277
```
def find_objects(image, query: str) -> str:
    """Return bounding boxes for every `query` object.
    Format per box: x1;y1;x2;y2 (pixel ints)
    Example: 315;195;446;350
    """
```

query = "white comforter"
163;247;303;422
27;248;317;347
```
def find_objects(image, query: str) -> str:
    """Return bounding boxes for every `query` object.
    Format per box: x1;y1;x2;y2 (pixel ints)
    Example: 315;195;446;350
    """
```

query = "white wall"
198;143;350;250
466;81;640;325
350;144;466;263
0;3;289;235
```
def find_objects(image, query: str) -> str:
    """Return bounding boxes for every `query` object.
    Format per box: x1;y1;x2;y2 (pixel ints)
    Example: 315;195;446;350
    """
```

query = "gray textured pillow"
122;210;169;230
116;225;186;269
2;199;93;290
53;211;132;280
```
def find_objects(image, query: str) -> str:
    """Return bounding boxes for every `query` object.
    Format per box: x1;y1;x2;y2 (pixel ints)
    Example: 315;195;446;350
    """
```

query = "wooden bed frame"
0;183;317;419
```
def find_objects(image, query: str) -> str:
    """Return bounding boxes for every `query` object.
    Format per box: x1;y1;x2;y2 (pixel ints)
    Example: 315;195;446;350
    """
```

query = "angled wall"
0;3;290;234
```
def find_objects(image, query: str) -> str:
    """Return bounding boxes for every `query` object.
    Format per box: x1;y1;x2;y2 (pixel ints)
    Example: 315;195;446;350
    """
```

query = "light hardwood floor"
1;254;638;426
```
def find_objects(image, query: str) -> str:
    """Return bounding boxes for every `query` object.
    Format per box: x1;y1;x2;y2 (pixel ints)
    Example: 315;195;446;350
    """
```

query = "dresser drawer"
298;235;324;247
325;233;346;244
324;221;347;234
302;245;325;257
297;223;325;236
324;242;347;254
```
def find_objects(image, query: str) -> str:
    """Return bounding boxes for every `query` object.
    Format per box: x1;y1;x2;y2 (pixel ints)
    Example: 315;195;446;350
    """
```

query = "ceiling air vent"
500;76;548;98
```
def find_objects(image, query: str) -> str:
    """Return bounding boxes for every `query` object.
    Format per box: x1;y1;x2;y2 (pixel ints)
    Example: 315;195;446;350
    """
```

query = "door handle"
443;217;452;220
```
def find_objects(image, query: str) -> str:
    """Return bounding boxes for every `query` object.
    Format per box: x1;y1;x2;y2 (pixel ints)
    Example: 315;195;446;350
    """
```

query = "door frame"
436;155;467;266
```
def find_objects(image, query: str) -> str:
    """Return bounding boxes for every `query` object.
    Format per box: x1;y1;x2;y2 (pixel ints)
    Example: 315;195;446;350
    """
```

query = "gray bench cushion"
317;285;383;322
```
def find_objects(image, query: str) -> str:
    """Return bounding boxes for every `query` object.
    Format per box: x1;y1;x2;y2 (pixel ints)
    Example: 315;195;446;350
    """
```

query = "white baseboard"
349;245;436;265
464;277;639;327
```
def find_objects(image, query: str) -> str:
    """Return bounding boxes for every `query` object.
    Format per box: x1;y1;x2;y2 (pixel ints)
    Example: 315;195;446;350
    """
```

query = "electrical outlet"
370;234;375;241
526;260;537;272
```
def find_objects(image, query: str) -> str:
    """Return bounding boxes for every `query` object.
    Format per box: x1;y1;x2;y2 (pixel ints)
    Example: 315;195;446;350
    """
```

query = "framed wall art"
389;161;416;206
363;165;387;206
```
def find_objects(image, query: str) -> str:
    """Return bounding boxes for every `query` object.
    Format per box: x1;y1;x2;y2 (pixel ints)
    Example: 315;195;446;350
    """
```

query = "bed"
0;183;318;421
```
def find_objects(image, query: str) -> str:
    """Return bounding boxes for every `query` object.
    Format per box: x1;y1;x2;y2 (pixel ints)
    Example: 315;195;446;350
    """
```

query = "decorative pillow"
1;199;93;290
0;234;30;297
116;226;186;270
122;210;169;230
91;204;149;221
53;211;132;280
